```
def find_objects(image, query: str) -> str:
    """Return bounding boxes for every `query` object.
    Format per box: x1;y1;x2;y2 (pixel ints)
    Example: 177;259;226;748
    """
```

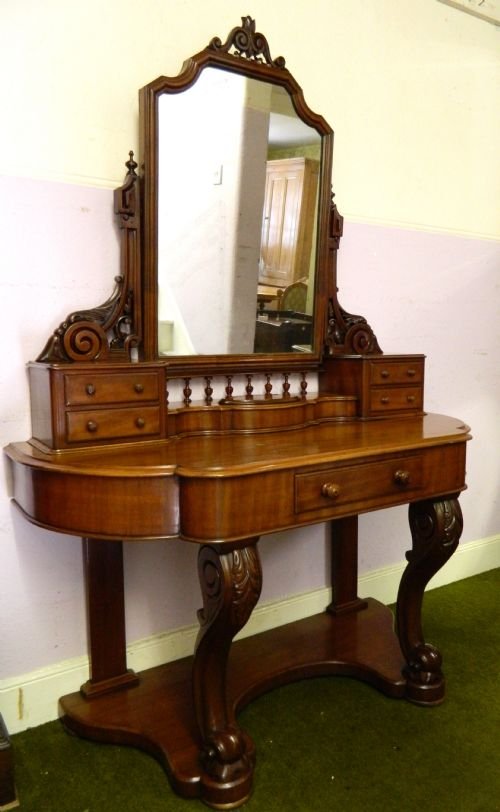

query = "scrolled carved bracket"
325;299;382;355
209;16;286;68
323;194;382;356
37;278;121;362
197;545;262;634
36;153;142;363
408;498;463;562
397;496;463;704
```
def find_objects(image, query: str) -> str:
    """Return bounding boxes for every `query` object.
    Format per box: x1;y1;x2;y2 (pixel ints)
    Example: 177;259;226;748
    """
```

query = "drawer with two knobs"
28;363;166;450
295;454;423;514
63;371;162;444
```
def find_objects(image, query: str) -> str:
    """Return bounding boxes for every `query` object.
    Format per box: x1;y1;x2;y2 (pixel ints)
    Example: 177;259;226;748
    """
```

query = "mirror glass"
157;68;322;356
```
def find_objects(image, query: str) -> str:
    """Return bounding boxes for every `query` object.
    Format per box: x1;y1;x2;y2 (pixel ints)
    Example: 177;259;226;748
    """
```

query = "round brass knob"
85;384;96;396
86;420;98;432
321;482;340;500
135;417;145;428
134;383;144;394
394;469;410;486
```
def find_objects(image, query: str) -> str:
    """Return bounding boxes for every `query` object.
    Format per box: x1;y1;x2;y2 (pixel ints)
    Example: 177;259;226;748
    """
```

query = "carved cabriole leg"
194;541;262;809
397;497;463;705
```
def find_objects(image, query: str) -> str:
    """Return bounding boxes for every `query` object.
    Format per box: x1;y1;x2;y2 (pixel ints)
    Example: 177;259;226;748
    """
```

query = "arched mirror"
140;17;334;367
157;73;321;356
36;18;378;373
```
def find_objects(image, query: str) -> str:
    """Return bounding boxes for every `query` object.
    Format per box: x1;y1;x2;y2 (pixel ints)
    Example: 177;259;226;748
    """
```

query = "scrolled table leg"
194;541;262;809
396;496;463;705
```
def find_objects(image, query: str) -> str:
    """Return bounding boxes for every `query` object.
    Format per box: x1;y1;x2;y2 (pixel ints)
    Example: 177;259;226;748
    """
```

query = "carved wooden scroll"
209;15;286;67
37;153;142;363
324;195;382;355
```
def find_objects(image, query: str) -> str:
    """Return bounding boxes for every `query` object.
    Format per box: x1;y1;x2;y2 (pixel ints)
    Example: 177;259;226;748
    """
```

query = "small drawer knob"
407;368;416;377
394;469;410;486
135;417;146;428
380;396;390;404
407;394;416;403
85;384;96;396
321;482;340;500
86;420;98;433
380;369;390;378
134;383;144;394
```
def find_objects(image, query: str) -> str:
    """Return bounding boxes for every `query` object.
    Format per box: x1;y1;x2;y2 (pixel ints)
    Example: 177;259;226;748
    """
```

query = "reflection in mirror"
157;68;321;356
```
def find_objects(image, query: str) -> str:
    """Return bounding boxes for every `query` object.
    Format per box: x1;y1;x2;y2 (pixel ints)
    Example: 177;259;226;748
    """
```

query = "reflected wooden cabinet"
259;157;319;288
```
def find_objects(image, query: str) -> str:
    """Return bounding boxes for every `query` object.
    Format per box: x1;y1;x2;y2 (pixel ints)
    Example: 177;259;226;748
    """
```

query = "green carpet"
10;569;500;811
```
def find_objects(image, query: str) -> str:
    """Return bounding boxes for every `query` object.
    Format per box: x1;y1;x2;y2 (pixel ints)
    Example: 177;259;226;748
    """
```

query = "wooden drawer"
64;372;159;406
369;386;423;414
66;406;161;443
295;455;423;513
369;360;424;385
320;355;425;418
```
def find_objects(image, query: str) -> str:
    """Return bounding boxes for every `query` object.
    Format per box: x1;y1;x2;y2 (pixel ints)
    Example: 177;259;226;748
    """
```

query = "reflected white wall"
158;70;268;354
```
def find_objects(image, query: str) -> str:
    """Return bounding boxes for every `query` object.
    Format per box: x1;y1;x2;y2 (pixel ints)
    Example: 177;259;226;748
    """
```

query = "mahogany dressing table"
4;18;470;810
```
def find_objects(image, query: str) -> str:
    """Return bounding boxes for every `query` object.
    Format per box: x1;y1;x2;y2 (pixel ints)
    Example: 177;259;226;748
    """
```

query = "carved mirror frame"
37;17;380;372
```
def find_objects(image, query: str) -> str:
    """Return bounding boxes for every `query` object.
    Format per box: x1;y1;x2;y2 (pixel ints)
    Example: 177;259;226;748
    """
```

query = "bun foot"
405;676;446;706
200;769;253;810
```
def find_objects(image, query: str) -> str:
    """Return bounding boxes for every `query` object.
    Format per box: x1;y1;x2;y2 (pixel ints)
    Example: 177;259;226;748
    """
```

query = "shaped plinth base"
59;599;408;808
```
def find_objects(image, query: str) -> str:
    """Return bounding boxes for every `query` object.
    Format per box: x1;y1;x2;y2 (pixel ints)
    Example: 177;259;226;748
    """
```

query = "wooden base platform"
60;599;407;805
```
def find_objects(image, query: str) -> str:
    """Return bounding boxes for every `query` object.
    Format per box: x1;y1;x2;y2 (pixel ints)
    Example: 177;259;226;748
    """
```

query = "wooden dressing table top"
6;413;470;543
8;413;469;474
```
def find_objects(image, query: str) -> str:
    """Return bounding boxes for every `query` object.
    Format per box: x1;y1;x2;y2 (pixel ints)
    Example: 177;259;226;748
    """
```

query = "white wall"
2;0;498;235
1;0;499;723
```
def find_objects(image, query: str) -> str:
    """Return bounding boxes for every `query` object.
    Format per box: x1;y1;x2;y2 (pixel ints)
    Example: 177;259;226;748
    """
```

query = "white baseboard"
1;533;498;736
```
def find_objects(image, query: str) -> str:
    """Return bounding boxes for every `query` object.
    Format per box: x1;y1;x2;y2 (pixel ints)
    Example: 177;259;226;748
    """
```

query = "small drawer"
66;406;160;443
369;386;423;413
295;456;423;514
64;373;159;406
369;361;424;386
